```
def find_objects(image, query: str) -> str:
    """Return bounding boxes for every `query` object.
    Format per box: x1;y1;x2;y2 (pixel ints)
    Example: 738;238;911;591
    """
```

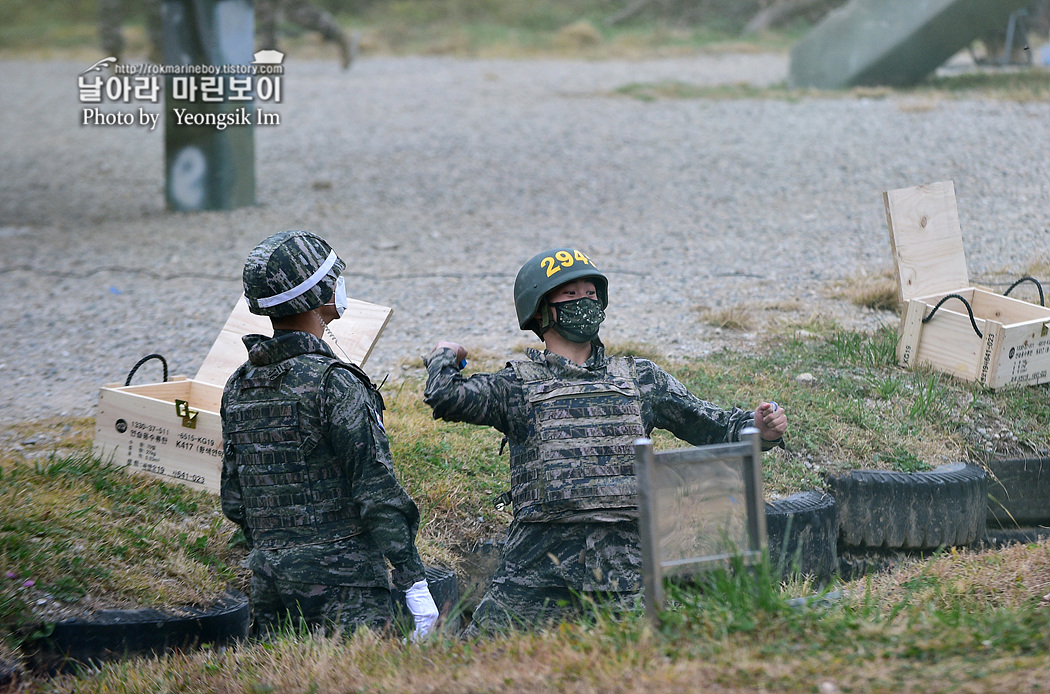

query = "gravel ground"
2;52;1050;424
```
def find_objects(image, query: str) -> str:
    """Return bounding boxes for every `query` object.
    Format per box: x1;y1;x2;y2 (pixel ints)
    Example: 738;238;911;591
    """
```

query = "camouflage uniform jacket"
423;340;767;591
221;330;425;591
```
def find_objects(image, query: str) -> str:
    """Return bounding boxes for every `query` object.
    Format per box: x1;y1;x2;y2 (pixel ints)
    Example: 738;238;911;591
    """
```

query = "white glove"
405;579;439;641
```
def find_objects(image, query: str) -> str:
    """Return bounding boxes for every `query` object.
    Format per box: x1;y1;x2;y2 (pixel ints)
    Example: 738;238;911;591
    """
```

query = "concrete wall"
790;0;1032;89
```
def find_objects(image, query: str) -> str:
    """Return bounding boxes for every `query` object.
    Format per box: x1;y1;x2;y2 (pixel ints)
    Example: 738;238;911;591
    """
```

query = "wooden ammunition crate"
885;181;1050;389
93;296;392;493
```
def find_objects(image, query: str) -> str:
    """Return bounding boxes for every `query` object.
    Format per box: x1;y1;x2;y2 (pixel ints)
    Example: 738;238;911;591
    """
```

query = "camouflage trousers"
256;0;346;48
464;582;639;637
250;571;396;637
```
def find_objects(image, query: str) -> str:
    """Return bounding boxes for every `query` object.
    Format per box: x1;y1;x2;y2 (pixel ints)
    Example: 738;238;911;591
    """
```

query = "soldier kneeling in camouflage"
424;248;788;636
221;230;438;638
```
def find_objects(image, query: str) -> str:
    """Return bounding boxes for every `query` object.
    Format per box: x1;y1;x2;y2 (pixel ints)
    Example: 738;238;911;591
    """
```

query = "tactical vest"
508;356;646;522
223;355;367;550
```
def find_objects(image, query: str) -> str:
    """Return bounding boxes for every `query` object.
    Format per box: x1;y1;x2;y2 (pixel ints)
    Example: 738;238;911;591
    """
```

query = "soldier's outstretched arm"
637;359;758;447
422;345;522;437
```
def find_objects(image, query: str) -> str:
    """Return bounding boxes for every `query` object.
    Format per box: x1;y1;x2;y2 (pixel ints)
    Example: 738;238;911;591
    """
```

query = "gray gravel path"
2;53;1049;423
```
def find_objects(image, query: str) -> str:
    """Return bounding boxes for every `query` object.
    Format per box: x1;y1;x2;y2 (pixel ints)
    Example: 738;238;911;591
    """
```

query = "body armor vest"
508;356;646;521
224;355;366;550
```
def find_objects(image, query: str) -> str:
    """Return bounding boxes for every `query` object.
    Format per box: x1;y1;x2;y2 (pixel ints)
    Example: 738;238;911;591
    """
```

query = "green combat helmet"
513;247;608;336
243;230;345;317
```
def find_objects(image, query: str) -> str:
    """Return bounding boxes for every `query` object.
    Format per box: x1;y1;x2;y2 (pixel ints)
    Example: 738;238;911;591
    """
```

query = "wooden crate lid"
884;181;970;302
194;295;393;387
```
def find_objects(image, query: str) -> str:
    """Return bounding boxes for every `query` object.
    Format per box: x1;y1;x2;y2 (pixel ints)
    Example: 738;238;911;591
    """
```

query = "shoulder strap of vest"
605;355;638;381
510;359;552;384
324;359;373;388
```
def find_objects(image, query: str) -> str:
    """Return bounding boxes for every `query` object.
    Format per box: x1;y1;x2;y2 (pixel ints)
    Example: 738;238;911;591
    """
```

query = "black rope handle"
125;353;169;386
922;294;983;338
1003;276;1045;307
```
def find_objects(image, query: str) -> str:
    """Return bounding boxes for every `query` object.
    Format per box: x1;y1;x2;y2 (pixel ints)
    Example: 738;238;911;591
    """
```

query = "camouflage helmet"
242;230;346;317
513;248;608;333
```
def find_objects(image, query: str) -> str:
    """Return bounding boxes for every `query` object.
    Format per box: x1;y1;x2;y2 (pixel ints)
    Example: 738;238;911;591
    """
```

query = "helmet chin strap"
535;301;555;336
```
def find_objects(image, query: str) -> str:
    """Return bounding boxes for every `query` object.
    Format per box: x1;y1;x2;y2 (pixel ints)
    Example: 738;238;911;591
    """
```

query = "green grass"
3;324;1050;687
32;542;1050;693
0;448;246;650
0;0;772;56
613;67;1050;103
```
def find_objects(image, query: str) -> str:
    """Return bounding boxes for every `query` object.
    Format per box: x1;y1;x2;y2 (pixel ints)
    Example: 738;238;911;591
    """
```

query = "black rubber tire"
765;491;837;584
978;525;1050;549
392;565;461;635
837;547;931;581
828;463;988;549
986;457;1050;526
24;589;248;674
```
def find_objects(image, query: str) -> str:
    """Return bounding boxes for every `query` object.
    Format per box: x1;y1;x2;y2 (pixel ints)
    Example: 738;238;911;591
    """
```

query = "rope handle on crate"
124;353;169;386
1002;276;1045;307
921;294;983;338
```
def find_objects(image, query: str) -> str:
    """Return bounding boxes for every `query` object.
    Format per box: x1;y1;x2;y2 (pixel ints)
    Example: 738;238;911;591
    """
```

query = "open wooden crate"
885;181;1050;389
93;296;392;493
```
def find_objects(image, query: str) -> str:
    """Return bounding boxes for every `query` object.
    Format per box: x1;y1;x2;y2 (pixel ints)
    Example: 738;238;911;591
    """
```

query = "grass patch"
0;449;247;649
383;379;511;557
919;68;1050;102
5;325;1050;687
616;79;782;101
695;304;756;331
0;0;785;58
830;270;901;312
612;69;1050;103
35;540;1050;693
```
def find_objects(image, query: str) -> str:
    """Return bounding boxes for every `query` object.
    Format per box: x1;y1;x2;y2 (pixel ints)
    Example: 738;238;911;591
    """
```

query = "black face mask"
548;297;605;343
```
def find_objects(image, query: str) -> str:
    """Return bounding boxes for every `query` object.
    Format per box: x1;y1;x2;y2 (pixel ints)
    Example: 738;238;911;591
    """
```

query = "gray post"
161;0;255;211
741;427;767;555
634;437;663;627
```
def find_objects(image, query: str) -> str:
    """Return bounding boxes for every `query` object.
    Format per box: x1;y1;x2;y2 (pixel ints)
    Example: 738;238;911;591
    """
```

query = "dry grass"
0;417;94;466
555;20;603;49
35;536;1050;693
1024;256;1050;279
383;379;512;558
866;540;1050;612
5;327;1050;692
695;304;756;331
829;270;901;311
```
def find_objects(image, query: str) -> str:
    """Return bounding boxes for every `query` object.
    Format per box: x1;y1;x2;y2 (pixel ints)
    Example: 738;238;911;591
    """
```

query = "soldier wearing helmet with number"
221;230;438;639
424;247;787;635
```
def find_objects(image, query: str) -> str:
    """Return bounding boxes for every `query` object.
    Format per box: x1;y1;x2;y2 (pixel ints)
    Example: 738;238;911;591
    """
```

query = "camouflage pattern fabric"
424;340;761;460
250;552;396;637
242;230;345;318
507;356;644;521
222;329;425;634
463;579;640;638
256;0;352;67
424;339;764;633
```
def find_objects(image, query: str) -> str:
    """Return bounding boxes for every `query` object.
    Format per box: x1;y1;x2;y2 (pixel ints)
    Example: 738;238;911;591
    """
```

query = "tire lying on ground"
393;565;461;635
828;463;987;549
24;589;249;675
765;491;837;584
978;525;1050;549
837;547;930;581
986;457;1050;526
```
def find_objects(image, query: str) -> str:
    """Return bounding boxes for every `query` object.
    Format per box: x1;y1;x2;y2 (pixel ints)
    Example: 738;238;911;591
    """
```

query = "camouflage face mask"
549;297;605;343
